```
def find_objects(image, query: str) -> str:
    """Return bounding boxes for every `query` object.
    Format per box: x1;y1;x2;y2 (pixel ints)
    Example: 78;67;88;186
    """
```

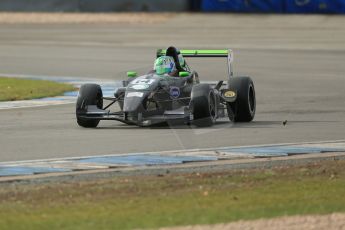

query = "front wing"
78;105;193;126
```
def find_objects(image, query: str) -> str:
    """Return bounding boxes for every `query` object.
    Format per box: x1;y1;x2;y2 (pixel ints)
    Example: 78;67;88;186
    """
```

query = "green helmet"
154;56;176;75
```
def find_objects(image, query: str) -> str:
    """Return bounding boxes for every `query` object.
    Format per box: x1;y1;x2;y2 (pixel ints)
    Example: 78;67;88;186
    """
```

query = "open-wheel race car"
76;46;256;127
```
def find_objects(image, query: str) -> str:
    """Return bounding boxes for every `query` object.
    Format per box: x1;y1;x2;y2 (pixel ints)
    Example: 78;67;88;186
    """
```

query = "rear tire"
191;84;217;127
227;76;255;122
76;84;103;128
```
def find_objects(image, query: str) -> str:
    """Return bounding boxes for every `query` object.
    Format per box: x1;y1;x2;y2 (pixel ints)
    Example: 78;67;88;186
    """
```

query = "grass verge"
0;77;75;101
0;160;344;230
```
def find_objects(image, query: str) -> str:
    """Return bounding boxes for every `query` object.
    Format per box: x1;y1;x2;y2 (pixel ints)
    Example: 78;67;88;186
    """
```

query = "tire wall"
0;0;189;12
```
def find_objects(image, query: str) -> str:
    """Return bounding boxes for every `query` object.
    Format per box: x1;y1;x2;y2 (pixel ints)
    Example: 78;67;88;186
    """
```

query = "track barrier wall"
285;0;345;13
201;0;345;13
0;0;189;12
202;0;283;13
0;0;343;13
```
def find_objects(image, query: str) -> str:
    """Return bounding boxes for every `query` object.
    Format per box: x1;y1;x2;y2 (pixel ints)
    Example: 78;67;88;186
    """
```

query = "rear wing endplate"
156;49;234;79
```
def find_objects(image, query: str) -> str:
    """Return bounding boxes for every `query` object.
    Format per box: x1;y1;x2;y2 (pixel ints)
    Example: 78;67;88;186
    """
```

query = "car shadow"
95;120;280;130
94;119;339;130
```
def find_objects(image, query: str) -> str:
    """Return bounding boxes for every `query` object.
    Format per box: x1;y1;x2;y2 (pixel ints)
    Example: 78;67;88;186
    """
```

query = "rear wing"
156;49;234;79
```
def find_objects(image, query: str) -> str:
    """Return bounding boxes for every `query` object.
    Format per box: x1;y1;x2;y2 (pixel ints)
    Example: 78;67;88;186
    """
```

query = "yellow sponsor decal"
224;91;236;98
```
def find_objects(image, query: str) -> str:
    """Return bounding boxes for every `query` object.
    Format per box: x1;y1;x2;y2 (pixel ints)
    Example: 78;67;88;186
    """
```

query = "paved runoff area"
0;13;345;175
1;141;345;180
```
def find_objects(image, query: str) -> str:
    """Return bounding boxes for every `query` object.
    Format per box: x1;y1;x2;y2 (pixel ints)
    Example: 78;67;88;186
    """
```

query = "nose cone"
123;91;149;112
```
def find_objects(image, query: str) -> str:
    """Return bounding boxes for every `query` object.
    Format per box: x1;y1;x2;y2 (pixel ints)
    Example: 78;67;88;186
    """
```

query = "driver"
153;56;178;76
165;46;188;72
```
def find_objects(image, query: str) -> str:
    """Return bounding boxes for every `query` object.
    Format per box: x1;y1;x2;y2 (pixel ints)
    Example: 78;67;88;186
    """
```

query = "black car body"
76;47;256;127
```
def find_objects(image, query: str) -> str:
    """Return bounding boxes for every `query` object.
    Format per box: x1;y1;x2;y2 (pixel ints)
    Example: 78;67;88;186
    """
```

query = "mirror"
179;71;190;77
127;71;137;78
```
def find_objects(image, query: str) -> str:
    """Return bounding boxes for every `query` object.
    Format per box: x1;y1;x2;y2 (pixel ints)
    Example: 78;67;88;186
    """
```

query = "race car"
76;46;256;127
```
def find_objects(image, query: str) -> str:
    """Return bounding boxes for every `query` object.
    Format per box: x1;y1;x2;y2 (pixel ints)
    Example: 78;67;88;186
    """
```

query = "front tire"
76;84;103;128
227;76;256;122
191;84;217;127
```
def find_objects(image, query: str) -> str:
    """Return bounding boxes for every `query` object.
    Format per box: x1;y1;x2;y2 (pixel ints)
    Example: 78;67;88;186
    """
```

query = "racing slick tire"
191;84;217;127
76;84;103;128
227;76;255;122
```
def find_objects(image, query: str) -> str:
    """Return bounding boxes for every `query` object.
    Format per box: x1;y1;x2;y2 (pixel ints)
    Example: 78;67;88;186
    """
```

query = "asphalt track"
0;14;345;162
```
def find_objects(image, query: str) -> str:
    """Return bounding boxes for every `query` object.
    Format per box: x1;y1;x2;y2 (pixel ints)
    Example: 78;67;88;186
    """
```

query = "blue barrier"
0;0;189;12
286;0;345;13
201;0;284;12
201;0;345;13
